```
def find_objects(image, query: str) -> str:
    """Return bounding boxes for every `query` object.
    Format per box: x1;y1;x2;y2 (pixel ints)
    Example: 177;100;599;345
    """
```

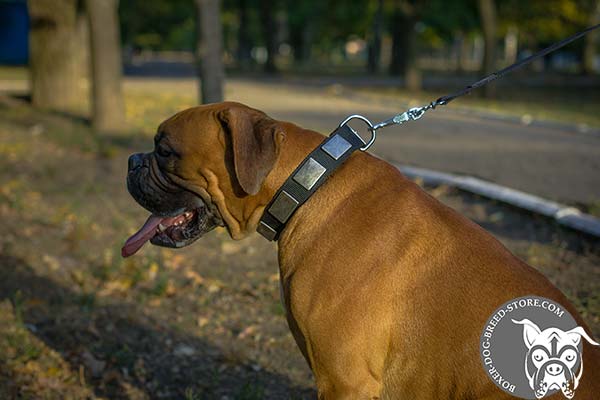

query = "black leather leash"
257;23;600;241
371;22;600;132
436;23;600;107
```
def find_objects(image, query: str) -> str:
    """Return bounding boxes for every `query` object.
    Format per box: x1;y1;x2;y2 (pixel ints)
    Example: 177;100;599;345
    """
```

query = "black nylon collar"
257;124;366;241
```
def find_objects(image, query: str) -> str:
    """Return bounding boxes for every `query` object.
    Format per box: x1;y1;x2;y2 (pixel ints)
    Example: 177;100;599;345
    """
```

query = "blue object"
0;0;29;65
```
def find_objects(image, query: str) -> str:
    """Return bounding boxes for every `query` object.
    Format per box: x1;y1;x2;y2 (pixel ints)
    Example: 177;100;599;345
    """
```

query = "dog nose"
128;153;144;171
545;363;564;376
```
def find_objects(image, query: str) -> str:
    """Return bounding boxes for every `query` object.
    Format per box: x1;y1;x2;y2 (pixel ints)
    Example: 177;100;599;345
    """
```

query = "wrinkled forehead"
154;107;221;145
535;329;580;351
158;107;208;133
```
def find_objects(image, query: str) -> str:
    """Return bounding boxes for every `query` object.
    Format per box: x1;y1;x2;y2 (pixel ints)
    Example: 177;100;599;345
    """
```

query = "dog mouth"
124;151;224;257
121;207;209;258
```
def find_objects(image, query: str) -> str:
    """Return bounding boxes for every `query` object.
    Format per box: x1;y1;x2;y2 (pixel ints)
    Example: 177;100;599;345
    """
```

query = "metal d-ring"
338;114;376;151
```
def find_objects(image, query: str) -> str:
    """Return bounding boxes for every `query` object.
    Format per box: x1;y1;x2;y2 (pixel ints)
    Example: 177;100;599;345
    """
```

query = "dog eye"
156;146;172;158
532;350;546;362
562;350;577;362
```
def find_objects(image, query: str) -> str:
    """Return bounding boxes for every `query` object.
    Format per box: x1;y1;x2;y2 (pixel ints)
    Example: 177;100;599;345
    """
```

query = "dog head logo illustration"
512;319;599;399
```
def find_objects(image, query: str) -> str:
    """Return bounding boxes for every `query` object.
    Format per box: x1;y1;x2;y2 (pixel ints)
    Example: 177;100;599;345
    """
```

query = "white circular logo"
479;295;599;399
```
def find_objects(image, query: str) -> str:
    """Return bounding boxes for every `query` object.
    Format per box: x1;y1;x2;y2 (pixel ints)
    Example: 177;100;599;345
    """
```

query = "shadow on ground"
0;254;316;399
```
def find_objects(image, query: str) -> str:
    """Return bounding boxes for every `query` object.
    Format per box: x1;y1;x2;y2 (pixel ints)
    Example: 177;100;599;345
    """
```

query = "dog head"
512;318;599;399
122;102;285;257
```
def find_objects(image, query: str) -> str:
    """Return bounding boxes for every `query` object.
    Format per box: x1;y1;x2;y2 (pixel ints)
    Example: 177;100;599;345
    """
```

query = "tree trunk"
196;0;224;103
389;1;421;90
389;3;405;76
28;0;85;111
290;18;311;64
74;6;90;96
504;27;518;65
236;0;252;69
453;32;464;73
260;0;278;74
86;0;125;133
478;0;497;98
367;0;384;74
583;0;600;75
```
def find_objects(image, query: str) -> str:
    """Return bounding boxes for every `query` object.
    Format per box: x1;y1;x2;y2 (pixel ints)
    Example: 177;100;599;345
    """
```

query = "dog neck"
272;127;407;270
256;122;366;241
237;123;327;239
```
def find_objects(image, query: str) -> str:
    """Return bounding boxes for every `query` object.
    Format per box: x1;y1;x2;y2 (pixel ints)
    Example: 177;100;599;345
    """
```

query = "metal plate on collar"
293;157;326;190
322;134;352;160
268;190;299;223
257;221;277;241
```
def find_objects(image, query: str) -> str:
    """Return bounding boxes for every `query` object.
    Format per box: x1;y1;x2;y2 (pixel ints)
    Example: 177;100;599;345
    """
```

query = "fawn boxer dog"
123;102;599;399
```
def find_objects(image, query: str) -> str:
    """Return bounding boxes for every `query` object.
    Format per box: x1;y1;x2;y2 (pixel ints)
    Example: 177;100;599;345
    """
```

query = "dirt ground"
0;92;598;399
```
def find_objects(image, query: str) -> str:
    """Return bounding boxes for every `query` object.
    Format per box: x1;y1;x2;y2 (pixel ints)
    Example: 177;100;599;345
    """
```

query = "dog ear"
564;326;600;347
512;319;541;349
218;106;283;195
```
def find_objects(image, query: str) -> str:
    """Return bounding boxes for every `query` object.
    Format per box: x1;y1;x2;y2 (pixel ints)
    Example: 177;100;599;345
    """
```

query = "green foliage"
421;0;480;40
6;332;43;363
119;0;196;50
117;0;599;63
498;0;594;42
234;381;265;400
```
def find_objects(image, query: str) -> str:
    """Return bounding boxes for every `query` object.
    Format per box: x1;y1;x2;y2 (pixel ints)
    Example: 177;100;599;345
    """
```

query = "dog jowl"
512;319;599;399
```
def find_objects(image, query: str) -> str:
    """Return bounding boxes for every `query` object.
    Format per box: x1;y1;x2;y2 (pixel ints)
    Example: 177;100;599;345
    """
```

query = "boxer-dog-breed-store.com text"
123;102;600;399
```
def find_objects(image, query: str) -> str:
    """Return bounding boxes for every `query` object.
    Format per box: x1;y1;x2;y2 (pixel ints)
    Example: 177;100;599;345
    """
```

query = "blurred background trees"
27;0;87;111
196;0;224;102
14;0;600;131
86;0;125;132
113;0;599;75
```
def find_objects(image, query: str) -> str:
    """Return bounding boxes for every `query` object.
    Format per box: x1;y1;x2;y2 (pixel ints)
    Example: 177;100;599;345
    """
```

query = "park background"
0;0;599;398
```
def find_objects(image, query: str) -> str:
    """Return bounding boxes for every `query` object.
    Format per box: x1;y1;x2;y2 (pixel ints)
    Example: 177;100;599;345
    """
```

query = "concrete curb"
395;164;600;238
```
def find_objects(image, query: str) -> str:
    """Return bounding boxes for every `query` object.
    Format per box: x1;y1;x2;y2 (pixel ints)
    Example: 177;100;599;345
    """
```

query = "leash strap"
371;23;600;133
257;23;600;241
257;124;366;241
435;22;600;107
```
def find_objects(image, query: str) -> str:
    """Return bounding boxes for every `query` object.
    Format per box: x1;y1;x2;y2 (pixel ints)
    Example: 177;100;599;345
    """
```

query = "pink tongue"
122;215;165;258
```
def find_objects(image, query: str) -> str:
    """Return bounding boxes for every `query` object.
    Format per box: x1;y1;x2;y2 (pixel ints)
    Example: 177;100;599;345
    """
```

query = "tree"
259;0;278;73
119;0;195;51
497;0;590;74
367;0;384;74
389;0;423;91
583;0;600;75
27;0;86;111
478;0;497;98
420;0;479;73
196;0;225;103
236;0;253;68
287;0;317;64
86;0;126;133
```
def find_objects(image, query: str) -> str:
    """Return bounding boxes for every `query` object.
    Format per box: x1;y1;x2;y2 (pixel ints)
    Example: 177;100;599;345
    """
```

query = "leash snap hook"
338;114;377;151
407;106;427;120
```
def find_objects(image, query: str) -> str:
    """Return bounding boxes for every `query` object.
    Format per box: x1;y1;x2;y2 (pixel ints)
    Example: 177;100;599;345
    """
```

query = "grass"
585;200;600;218
235;381;265;400
0;300;94;399
0;66;27;80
